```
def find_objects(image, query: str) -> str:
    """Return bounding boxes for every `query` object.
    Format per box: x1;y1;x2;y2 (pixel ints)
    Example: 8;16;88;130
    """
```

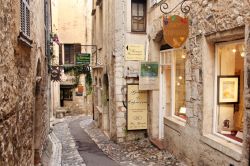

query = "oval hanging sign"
163;15;189;48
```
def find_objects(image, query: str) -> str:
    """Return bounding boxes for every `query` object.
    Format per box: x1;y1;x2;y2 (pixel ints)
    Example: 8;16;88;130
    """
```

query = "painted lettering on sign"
127;85;148;130
125;44;145;61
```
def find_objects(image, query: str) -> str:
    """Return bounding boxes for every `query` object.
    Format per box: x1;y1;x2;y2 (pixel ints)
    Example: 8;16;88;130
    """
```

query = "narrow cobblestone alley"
52;116;185;166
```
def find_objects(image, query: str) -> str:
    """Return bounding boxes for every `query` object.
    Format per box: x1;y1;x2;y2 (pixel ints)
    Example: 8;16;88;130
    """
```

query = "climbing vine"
64;65;92;95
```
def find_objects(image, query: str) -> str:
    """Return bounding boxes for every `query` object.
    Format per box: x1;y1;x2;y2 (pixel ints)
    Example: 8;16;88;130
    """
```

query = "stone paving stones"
79;116;186;166
53;118;86;166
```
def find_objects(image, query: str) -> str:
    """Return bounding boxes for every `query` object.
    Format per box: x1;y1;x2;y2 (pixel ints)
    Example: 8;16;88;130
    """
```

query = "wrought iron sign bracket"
160;0;192;15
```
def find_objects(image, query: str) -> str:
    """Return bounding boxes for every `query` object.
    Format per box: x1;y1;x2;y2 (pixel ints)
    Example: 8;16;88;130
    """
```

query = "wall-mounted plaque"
127;84;148;130
125;44;145;61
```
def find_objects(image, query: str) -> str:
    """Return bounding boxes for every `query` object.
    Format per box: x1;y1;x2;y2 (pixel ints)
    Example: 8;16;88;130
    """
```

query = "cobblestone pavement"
53;118;86;166
79;116;186;166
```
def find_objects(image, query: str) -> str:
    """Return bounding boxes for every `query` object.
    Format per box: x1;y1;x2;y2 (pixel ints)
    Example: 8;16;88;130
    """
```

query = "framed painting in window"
218;76;239;104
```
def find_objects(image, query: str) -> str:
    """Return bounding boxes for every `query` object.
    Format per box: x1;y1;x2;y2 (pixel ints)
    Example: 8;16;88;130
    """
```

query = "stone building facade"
147;0;250;165
0;0;51;165
92;0;149;142
50;0;92;116
92;0;250;165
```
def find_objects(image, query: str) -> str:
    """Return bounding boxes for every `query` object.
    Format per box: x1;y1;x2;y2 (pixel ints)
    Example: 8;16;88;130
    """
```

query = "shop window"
64;44;81;64
214;41;245;143
160;49;187;121
131;0;146;32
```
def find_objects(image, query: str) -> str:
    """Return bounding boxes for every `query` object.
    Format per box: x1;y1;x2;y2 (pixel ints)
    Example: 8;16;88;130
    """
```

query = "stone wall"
147;0;250;165
243;19;250;166
0;0;50;165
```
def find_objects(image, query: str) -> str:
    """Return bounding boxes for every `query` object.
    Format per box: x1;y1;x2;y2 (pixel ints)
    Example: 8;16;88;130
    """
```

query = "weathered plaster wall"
0;0;49;165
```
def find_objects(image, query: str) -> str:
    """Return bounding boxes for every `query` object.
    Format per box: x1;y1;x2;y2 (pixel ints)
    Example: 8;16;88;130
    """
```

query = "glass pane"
138;4;144;16
216;42;245;143
132;3;137;16
174;50;186;120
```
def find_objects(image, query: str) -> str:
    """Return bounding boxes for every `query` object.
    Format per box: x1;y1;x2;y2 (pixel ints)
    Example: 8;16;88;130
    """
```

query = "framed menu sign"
127;84;148;130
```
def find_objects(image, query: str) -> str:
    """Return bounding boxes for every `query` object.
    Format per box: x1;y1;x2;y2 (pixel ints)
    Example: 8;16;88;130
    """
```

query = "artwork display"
218;76;239;104
139;62;159;90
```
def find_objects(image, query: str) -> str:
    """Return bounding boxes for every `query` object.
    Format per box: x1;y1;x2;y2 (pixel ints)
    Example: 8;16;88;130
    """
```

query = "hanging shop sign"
139;62;159;90
163;15;189;48
125;44;145;61
51;66;61;82
127;84;148;130
76;53;91;65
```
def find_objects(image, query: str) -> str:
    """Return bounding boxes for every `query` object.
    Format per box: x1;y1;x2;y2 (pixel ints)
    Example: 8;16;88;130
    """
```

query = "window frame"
131;0;147;32
63;44;81;65
213;40;244;146
160;48;187;122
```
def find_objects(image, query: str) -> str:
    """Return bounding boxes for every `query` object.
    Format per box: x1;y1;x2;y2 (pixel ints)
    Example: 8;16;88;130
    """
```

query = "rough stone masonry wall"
113;0;127;143
161;0;250;165
243;18;250;166
0;0;49;165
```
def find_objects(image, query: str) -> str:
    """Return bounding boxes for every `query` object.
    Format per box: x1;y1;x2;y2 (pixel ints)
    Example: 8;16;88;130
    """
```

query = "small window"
131;0;146;32
214;41;245;143
64;44;81;64
20;0;30;37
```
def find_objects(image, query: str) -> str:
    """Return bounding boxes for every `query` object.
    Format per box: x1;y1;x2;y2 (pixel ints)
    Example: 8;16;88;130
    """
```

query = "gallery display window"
214;41;245;144
160;48;187;121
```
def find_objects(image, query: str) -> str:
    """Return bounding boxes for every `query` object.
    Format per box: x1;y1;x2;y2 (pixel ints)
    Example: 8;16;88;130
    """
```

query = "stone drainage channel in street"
49;116;186;166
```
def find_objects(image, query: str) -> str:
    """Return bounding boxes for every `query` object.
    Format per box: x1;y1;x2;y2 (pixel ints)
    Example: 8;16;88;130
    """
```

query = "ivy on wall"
64;65;92;95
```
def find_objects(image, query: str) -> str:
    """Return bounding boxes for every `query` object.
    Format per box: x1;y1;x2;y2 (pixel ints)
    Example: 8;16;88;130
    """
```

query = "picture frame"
218;75;240;104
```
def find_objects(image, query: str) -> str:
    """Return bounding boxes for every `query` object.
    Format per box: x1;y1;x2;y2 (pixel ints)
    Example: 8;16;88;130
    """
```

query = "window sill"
201;134;242;161
129;31;147;35
18;32;33;48
164;117;186;134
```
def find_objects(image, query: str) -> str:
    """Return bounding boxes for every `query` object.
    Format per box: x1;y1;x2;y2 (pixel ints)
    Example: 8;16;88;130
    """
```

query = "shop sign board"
76;53;91;65
139;62;159;90
127;84;148;130
51;66;61;82
125;44;145;61
163;15;189;48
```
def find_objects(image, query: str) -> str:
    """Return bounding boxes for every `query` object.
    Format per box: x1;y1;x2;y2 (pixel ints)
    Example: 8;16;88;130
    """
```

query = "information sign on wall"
76;53;90;65
139;62;159;90
125;44;145;61
127;84;148;130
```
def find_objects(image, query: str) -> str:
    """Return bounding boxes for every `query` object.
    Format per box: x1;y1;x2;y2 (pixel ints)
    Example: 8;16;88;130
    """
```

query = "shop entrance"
159;48;187;139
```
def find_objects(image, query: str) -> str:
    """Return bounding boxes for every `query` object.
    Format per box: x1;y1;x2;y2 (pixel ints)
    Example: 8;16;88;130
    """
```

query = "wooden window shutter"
70;45;75;64
59;45;62;65
26;6;30;36
20;0;30;37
